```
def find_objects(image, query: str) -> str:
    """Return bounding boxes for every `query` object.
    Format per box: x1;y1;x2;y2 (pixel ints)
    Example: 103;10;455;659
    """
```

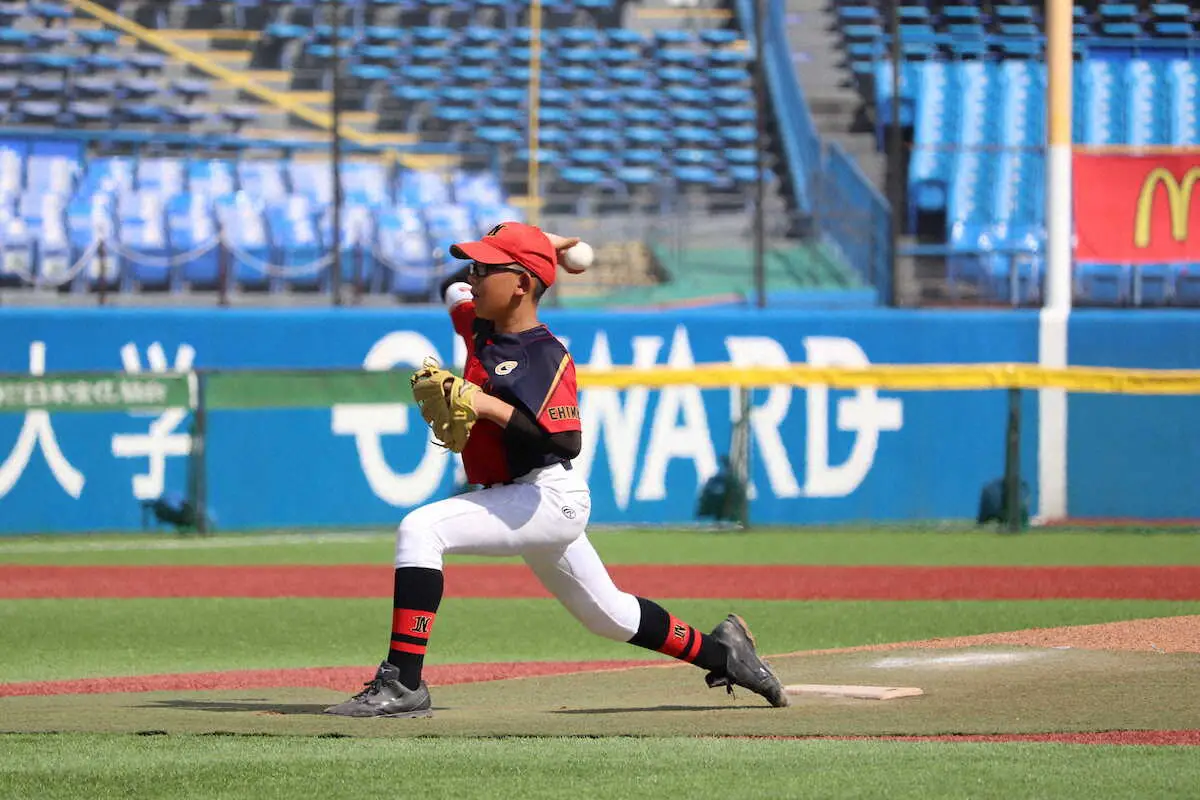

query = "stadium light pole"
752;0;767;309
330;0;345;306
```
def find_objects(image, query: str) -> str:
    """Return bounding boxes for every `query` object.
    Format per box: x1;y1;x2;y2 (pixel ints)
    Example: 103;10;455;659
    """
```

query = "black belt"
486;460;571;488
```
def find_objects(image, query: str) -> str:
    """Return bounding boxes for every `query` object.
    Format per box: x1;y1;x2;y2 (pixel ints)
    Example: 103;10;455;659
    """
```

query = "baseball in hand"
562;241;594;274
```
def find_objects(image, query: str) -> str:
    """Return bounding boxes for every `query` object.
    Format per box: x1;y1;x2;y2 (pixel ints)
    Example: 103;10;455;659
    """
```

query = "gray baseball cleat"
704;614;789;708
324;661;433;718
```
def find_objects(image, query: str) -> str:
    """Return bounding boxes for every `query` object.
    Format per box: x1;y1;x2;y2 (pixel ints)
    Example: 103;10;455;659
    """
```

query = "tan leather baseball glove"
410;357;478;452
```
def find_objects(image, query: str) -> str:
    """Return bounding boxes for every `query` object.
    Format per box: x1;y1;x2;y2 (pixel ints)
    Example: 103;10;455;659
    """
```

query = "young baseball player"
325;222;787;718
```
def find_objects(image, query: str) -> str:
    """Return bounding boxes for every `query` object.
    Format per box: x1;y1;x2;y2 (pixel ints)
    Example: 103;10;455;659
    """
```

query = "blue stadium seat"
1076;263;1131;306
32;2;73;26
65;192;117;290
453;170;504;209
18;192;71;287
222;106;260;132
167;105;207;127
1135;264;1175;306
605;28;645;48
376;207;435;297
399;169;450;206
79;156;133;197
117;77;160;101
170;79;211;104
215;194;272;291
486;86;525;107
343;161;389;207
138;159;185;197
625;127;669;147
477;126;523;146
72;76;117;101
20;76;68;101
12;100;58;125
1173;265;1200;305
117;190;171;290
576;128;620;148
469;202;523;231
63;101;111;126
623;148;662;166
674;165;720;189
701;30;740;47
424;202;473;252
30;28;70;48
238;160;288;203
675;148;718;167
288;161;333;207
188;160;236;199
26;153;78;196
321;202;378;292
623;107;665;126
267;195;324;290
167;193;222;290
129;53;166;76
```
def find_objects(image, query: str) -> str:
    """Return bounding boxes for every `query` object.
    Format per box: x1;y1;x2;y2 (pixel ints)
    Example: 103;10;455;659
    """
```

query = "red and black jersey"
451;300;581;486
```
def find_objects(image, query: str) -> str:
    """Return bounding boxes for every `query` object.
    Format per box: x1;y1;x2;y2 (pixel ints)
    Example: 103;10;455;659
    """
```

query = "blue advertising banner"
0;308;1039;533
1067;311;1200;520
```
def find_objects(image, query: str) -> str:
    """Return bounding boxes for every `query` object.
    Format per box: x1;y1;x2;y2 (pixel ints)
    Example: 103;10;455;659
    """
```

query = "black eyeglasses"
467;261;528;279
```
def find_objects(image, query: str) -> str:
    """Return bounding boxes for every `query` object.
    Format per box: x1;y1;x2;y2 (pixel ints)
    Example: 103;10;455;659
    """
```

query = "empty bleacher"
839;1;1200;306
0;0;859;305
6;0;775;216
0;136;522;298
0;0;272;134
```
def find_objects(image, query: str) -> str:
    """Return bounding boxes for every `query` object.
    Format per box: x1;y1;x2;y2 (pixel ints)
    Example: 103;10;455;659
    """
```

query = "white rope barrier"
372;243;459;283
3;240;100;288
223;238;334;278
2;235;462;290
109;237;221;268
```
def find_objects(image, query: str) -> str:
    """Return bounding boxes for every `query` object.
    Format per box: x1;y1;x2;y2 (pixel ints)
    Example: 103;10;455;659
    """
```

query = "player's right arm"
441;267;477;353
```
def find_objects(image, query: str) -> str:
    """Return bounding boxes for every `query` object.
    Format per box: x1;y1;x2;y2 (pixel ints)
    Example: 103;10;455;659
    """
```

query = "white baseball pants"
394;463;642;641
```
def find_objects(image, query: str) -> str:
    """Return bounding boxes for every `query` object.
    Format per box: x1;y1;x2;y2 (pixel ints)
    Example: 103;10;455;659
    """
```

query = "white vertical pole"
1037;0;1072;522
1044;0;1073;311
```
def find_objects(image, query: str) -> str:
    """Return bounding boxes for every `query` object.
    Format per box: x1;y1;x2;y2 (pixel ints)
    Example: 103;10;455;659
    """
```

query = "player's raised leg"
325;477;588;717
522;535;788;707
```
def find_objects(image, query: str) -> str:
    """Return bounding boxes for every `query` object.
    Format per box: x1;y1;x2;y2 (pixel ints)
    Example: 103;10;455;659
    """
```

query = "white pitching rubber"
783;684;925;701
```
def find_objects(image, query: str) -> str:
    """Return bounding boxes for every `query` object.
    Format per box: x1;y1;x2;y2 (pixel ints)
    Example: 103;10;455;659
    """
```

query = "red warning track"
3;564;1200;600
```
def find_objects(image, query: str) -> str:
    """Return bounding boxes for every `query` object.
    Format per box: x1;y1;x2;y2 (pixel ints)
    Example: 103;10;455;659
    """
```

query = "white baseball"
444;281;472;308
562;241;594;273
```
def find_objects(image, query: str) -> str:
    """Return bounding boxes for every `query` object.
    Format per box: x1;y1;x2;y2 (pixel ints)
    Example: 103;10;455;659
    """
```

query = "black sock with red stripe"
386;567;443;690
626;597;728;673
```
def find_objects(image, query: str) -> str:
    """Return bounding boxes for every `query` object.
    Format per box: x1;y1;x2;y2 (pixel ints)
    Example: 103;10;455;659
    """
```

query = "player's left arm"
471;392;581;459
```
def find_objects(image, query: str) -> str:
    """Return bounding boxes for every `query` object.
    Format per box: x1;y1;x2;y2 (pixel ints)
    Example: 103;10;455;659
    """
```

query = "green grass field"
2;526;1198;799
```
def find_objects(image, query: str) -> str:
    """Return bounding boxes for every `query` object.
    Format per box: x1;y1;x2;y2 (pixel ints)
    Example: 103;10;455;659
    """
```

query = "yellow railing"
66;0;451;168
574;363;1200;395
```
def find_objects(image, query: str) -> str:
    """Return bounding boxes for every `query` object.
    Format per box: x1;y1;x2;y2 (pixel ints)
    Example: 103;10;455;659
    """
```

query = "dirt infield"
5;564;1200;599
782;615;1200;657
776;731;1200;745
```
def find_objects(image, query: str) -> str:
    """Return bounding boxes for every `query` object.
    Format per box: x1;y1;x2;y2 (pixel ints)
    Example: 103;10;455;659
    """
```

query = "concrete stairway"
784;0;885;191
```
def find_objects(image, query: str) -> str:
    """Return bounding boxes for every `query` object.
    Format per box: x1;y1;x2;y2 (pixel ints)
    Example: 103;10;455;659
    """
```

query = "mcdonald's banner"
1073;152;1200;263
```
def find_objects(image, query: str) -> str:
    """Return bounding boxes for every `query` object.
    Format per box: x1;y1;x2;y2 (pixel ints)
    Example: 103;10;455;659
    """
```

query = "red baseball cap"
450;222;557;288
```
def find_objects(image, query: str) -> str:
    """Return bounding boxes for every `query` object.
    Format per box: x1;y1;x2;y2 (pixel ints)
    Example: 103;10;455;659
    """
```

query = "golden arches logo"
1134;167;1200;249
